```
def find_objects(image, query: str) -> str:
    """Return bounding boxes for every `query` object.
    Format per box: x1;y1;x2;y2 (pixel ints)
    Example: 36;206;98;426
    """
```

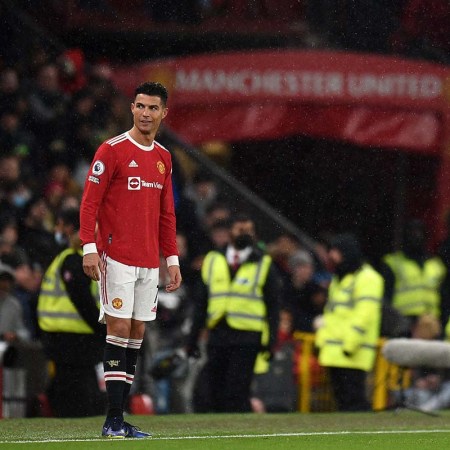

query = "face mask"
12;193;29;208
54;231;67;246
234;234;254;250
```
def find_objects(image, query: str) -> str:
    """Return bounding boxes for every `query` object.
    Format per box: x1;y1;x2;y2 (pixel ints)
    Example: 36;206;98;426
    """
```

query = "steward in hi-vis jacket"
380;220;445;335
315;233;383;411
38;208;106;417
186;214;280;413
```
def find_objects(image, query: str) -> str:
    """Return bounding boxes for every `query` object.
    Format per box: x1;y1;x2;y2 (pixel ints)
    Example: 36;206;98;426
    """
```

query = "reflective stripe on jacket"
201;250;272;332
38;248;99;334
384;252;445;317
315;263;383;372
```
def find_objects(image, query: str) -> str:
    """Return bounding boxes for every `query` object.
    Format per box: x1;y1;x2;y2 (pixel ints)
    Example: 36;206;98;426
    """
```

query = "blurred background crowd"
1;0;450;418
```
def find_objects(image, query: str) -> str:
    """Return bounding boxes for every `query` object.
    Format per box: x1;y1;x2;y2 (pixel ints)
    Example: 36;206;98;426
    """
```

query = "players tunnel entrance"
229;135;440;262
112;49;450;249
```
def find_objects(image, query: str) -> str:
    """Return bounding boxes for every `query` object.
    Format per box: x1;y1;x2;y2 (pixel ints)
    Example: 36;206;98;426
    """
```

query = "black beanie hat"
329;233;363;276
330;233;362;261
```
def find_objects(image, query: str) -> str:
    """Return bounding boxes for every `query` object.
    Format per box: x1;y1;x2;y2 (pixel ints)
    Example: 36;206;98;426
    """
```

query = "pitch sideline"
1;428;450;444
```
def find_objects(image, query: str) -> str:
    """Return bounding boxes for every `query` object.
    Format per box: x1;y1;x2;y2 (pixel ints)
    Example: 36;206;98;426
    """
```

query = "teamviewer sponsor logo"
128;177;141;190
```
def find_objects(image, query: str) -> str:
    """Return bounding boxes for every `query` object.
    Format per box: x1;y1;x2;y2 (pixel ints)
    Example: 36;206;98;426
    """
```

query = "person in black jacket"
37;208;106;417
186;213;281;413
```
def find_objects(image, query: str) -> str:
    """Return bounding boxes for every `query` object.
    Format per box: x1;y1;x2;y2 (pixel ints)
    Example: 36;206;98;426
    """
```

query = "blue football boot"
101;416;126;439
123;421;152;438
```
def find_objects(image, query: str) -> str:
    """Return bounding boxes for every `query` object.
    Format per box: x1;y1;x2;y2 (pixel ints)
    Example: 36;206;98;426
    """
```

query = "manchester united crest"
157;161;165;174
112;298;123;309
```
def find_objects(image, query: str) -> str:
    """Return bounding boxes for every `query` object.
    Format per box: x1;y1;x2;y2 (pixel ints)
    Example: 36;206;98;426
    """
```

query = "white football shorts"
98;254;159;323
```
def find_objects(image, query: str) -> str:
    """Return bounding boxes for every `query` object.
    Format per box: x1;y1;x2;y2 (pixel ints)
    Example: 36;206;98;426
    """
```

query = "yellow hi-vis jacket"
201;251;272;333
383;251;446;318
253;320;270;375
38;248;99;334
315;263;383;372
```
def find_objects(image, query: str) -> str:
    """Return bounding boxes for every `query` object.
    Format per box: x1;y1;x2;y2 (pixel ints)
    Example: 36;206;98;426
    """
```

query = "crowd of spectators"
1;3;450;417
0;37;323;416
0;40;134;346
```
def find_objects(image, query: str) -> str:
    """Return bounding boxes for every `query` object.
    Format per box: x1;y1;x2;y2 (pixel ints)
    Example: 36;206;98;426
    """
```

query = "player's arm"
159;159;181;291
80;143;115;280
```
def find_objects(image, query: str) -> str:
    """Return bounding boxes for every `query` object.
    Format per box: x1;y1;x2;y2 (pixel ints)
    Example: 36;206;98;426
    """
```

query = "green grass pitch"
1;411;450;449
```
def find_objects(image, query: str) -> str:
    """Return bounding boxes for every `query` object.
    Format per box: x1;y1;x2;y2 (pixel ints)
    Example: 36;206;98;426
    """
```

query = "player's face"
131;94;168;136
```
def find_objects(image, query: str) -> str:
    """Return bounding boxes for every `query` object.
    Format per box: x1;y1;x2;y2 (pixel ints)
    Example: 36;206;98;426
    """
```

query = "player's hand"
166;265;182;292
83;252;103;281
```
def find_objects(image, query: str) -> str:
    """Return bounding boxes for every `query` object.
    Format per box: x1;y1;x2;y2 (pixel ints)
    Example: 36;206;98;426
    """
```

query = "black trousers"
42;332;106;417
203;343;260;413
48;364;106;417
328;366;371;412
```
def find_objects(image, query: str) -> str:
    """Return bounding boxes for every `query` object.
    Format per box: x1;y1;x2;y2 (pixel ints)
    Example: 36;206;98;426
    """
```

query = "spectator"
207;218;231;251
186;213;281;412
0;109;35;175
37;207;106;417
395;314;444;412
380;219;446;336
311;230;334;287
0;155;29;223
283;250;327;332
266;232;302;286
103;94;131;139
182;171;222;225
58;194;81;211
315;233;384;411
175;230;197;293
177;174;228;260
0;67;28;117
17;196;60;274
0;216;41;339
203;202;231;230
0;262;30;343
86;61;116;130
43;163;82;215
65;88;101;181
57;48;87;96
26;63;68;172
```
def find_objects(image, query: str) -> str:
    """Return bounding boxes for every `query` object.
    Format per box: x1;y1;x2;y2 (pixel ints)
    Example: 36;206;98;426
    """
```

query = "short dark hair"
134;82;168;106
58;207;80;231
230;212;254;227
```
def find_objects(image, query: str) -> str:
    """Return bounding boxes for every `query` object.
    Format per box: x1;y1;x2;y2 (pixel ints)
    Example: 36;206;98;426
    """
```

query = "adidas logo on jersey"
129;160;138;167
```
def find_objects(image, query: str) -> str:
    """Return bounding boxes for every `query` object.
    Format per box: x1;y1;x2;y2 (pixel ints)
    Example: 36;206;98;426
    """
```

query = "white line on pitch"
1;429;450;444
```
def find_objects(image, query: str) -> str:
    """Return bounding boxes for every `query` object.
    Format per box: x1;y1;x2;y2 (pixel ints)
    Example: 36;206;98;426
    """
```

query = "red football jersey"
80;132;178;268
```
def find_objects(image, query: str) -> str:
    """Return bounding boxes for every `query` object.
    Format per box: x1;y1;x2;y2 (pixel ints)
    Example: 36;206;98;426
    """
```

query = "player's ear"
130;102;135;113
162;107;168;119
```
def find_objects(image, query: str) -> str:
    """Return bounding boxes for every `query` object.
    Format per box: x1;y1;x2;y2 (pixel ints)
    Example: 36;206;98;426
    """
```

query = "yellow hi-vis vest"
315;263;383;372
38;248;99;334
383;251;446;318
201;251;272;333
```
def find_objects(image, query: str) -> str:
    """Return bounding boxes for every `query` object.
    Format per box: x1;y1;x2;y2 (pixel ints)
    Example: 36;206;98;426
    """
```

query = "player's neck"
128;127;154;147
